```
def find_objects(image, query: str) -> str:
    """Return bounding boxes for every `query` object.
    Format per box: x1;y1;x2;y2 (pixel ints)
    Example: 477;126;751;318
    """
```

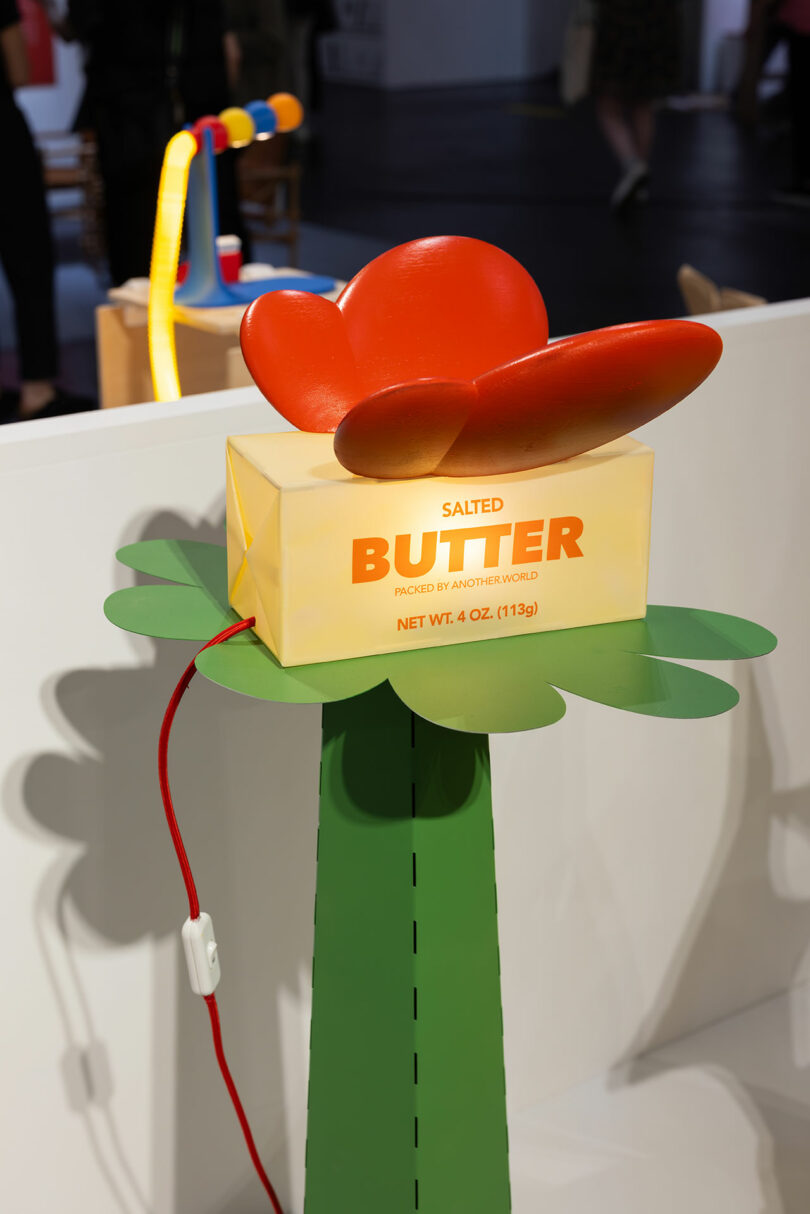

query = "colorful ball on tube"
219;106;255;148
245;99;277;140
267;92;304;133
191;115;229;153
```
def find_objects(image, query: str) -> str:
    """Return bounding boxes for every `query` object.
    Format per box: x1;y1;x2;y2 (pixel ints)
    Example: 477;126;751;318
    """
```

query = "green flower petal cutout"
197;633;394;705
105;539;776;734
107;539;237;639
574;605;774;661
386;638;567;733
522;639;740;717
117;539;229;603
105;584;236;640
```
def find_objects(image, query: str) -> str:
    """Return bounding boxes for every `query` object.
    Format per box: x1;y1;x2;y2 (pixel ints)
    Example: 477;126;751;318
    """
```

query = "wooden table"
96;267;343;408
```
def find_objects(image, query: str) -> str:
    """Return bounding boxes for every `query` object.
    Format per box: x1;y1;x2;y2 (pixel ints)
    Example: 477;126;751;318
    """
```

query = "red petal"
240;291;364;432
435;320;722;476
334;380;476;479
338;236;549;393
240;237;548;433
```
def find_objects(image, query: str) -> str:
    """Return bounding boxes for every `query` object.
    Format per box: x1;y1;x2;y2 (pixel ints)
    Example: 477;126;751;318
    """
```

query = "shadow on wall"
613;665;810;1214
6;511;321;1214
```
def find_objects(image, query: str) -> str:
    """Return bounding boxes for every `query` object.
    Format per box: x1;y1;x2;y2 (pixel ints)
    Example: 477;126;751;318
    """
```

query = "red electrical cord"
157;616;285;1214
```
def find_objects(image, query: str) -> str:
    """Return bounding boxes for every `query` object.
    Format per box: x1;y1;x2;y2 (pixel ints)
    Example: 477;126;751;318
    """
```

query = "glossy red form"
240;236;722;478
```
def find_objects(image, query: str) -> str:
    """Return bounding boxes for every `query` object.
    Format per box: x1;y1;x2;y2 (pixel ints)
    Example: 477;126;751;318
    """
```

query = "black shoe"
611;161;650;211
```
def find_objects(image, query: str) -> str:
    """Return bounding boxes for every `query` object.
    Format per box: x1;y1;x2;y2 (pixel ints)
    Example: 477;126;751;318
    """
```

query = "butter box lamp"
105;237;776;1213
226;432;654;667
233;236;722;670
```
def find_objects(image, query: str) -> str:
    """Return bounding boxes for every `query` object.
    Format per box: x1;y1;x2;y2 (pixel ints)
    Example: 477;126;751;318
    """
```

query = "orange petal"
240;290;364;432
334;380;477;479
436;320;722;476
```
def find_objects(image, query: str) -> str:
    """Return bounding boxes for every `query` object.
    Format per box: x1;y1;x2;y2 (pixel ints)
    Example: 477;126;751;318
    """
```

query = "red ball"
191;115;229;154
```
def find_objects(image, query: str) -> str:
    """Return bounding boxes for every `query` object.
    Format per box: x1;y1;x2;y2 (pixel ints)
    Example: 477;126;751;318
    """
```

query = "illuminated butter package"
226;430;654;667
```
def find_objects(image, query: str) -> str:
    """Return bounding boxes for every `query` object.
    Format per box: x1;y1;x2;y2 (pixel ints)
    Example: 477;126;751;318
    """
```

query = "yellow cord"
148;131;197;402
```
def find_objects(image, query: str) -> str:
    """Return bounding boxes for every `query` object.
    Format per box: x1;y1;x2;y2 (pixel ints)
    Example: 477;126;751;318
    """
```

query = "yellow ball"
219;106;256;148
267;92;304;133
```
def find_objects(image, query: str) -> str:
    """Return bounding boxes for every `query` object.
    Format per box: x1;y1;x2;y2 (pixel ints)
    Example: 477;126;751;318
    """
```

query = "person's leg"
629;101;656;165
595;94;639;167
596;93;649;209
0;103;59;413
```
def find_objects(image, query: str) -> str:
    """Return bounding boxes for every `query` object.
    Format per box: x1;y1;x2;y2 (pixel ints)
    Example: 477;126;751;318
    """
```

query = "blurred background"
2;7;810;1211
1;0;808;414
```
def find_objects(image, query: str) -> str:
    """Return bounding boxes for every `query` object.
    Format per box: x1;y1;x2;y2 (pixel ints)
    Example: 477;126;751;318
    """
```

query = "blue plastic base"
171;127;335;309
174;273;335;308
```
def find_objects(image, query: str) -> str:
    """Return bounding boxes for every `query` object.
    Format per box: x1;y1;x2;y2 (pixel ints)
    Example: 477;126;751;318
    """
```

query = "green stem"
305;682;510;1213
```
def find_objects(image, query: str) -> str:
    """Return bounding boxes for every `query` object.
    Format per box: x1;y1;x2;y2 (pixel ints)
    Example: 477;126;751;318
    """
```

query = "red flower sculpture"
241;236;722;479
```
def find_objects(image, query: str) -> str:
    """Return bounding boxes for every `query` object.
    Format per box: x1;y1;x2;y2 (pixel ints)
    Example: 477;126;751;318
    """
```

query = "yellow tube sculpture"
147;130;198;402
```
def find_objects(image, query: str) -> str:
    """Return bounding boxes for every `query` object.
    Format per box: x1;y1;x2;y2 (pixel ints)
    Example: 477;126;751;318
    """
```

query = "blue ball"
245;100;277;140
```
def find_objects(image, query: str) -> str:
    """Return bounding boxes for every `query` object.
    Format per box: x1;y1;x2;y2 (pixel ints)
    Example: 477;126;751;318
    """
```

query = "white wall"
700;0;748;91
323;0;569;89
16;35;85;133
385;0;525;88
522;0;569;80
501;302;810;1106
1;298;809;1209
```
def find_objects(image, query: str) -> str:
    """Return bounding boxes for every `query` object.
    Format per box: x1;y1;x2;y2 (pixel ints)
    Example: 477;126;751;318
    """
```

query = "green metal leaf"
195;632;391;704
389;635;567;734
576;605;777;661
107;541;775;732
104;585;236;641
116;540;229;604
537;642;740;718
391;626;741;730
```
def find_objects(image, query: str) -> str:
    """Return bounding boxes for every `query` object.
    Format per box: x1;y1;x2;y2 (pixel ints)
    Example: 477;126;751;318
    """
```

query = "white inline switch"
182;912;221;995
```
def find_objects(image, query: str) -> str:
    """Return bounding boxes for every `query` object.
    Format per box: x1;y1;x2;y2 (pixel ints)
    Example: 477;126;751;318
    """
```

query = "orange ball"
267;92;304;133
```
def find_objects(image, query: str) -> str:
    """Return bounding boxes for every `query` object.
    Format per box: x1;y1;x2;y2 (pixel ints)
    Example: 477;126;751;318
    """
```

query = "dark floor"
1;77;808;409
302;79;810;335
